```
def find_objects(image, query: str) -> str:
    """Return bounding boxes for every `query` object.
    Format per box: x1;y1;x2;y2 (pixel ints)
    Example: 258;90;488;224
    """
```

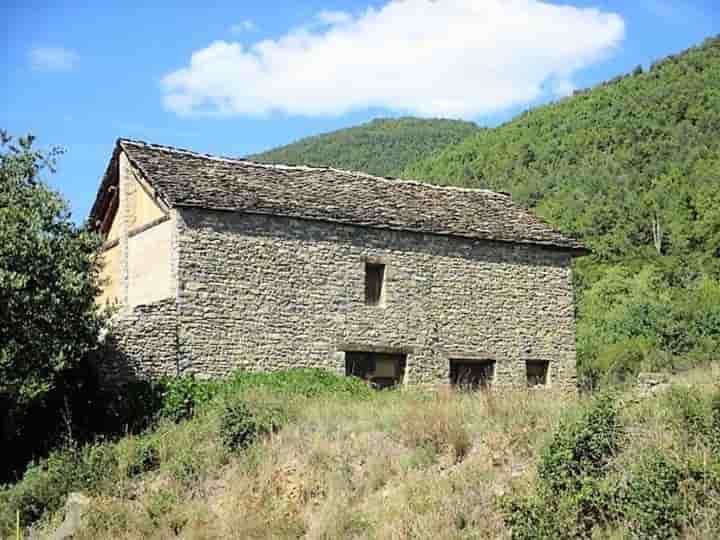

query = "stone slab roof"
90;138;587;252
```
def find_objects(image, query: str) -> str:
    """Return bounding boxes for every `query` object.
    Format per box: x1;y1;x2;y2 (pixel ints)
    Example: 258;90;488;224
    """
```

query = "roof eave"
88;141;123;231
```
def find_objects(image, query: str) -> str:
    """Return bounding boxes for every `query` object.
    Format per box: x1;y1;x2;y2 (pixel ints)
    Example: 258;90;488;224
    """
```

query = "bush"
502;393;623;539
617;452;685;539
538;393;622;494
122;378;168;431
219;395;288;451
160;376;219;422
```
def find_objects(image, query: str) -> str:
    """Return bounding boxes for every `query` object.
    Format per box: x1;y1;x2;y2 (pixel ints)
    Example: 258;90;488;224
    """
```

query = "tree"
0;132;106;479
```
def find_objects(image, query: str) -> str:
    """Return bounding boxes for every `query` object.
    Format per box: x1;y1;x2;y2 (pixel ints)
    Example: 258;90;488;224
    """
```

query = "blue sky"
2;0;718;221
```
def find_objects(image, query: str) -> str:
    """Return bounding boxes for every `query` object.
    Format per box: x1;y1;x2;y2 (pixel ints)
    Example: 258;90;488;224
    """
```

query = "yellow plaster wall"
106;206;121;241
127;171;165;230
128;219;173;306
96;158;171;307
98;244;121;306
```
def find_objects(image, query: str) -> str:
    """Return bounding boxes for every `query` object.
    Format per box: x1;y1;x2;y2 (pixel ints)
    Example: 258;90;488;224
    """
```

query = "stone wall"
174;209;578;388
100;299;179;385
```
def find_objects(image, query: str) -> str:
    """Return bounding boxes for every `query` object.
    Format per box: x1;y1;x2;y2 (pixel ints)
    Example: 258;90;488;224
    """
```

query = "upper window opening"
526;360;549;387
365;263;385;306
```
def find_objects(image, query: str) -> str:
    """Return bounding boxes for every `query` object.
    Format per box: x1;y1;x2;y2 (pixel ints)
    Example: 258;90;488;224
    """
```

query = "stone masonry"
90;139;587;389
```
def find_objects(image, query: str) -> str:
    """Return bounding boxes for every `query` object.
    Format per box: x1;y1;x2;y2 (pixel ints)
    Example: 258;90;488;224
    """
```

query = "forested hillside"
405;37;720;383
249;117;479;177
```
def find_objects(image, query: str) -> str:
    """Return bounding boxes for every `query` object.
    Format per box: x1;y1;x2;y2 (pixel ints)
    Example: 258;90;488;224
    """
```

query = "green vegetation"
0;369;370;534
502;386;720;540
404;37;720;385
0;132;107;482
3;369;717;539
249;117;479;177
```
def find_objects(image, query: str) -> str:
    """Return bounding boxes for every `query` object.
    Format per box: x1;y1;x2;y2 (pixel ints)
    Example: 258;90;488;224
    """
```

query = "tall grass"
2;368;718;539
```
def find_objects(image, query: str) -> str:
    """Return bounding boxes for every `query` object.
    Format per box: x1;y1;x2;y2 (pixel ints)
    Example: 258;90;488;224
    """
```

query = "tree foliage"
404;36;720;381
249;117;479;177
0;132;106;479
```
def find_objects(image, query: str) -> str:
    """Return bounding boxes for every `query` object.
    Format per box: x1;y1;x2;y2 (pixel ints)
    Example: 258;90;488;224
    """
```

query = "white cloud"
163;0;624;119
231;20;256;34
29;46;78;72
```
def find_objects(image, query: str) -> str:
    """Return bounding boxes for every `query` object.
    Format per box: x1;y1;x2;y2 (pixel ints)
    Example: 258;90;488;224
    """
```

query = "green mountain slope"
249;117;479;177
405;37;720;383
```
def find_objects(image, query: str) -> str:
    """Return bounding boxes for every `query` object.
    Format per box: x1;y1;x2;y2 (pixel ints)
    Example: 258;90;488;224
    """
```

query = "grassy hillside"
3;369;718;539
406;37;720;383
249;117;479;177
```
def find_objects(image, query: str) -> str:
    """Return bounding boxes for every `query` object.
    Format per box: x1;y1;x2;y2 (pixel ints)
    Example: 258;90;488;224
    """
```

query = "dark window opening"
450;359;495;389
526;360;549;387
365;263;385;305
345;351;405;389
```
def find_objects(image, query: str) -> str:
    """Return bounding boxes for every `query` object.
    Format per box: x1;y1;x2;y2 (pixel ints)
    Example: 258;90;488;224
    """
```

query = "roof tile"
94;138;586;251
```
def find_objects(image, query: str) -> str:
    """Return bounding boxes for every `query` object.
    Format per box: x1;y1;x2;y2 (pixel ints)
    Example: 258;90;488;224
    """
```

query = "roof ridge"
117;137;510;198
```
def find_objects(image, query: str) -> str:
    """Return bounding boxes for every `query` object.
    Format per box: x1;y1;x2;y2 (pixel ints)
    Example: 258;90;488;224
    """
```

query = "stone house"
91;138;587;389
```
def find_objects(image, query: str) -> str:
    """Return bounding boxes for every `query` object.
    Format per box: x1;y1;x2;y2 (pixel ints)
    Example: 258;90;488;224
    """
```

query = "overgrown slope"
249;117;479;177
4;369;718;539
406;37;720;381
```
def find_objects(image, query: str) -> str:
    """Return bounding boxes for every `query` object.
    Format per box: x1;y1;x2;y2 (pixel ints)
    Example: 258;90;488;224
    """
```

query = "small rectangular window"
365;263;385;305
450;359;495;389
526;360;549;387
345;351;406;389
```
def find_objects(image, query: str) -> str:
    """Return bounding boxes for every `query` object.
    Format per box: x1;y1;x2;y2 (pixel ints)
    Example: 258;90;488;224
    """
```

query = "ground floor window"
526;360;549;387
449;359;495;388
345;351;406;389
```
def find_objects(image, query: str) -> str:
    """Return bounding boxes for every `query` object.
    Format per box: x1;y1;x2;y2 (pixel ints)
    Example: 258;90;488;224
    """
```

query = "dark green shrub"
538;393;622;494
618;451;685;539
123;378;168;430
159;376;219;422
219;395;288;451
500;492;571;540
502;394;623;539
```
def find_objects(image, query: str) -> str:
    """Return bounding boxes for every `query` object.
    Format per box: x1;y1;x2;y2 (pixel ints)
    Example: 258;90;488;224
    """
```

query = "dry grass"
29;379;719;539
